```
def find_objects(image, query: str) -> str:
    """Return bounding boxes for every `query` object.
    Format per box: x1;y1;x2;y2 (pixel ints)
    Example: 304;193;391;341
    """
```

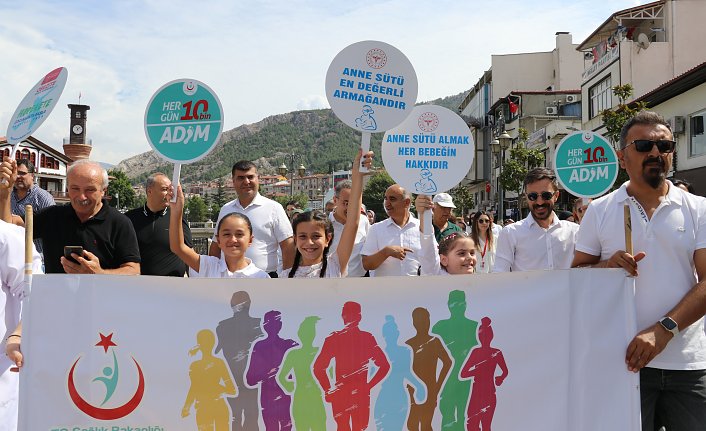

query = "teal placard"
553;131;618;198
144;79;224;163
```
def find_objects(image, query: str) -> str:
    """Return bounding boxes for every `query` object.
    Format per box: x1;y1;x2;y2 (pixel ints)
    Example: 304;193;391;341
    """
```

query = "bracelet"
7;334;20;340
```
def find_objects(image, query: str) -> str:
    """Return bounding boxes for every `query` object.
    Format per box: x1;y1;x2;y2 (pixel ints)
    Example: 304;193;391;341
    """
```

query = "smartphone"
64;246;84;264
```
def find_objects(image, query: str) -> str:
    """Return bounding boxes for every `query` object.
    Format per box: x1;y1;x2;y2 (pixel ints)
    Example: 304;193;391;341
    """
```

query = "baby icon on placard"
355;105;377;131
415;169;437;194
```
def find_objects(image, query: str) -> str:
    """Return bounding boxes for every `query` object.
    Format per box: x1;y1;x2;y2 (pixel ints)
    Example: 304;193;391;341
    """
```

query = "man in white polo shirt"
493;167;579;272
572;111;706;431
361;184;421;276
329;179;369;277
209;160;295;277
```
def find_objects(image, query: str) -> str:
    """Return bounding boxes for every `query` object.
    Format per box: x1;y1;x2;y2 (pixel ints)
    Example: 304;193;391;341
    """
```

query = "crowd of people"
0;111;705;430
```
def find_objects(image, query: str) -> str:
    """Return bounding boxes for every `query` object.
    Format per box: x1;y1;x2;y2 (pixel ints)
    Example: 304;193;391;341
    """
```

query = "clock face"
72;124;83;135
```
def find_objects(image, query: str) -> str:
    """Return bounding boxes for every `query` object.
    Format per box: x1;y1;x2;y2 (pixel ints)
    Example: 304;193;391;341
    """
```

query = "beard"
642;156;666;189
530;201;554;221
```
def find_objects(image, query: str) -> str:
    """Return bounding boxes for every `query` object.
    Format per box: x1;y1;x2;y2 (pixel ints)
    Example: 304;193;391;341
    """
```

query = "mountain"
116;90;468;184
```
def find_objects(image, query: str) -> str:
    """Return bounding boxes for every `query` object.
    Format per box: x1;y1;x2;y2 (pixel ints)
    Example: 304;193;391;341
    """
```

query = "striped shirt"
11;185;56;254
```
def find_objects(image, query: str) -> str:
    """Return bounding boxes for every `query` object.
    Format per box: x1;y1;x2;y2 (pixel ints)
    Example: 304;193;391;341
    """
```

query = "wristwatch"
658;316;679;337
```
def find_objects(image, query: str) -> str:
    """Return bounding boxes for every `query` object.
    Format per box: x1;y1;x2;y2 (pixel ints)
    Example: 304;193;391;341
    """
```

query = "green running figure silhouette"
432;290;478;430
277;316;326;431
93;351;119;406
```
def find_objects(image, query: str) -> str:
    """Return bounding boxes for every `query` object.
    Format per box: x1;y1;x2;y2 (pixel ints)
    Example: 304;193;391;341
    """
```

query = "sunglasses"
626;139;676;153
477;219;490;224
16;171;29;176
527;191;555;201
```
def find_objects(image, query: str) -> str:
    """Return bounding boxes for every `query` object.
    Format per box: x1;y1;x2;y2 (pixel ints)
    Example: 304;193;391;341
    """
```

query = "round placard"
6;67;68;145
382;105;474;194
553;131;619;198
144;79;224;164
325;40;417;133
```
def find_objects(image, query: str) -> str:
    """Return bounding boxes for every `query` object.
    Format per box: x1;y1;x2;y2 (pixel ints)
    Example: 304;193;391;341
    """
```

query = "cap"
432;193;456;208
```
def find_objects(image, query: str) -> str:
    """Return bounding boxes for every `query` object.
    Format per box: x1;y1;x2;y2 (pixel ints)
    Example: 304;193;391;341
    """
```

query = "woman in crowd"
469;211;497;273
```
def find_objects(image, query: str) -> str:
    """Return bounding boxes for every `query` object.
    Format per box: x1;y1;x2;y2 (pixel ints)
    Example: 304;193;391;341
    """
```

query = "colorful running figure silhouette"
93;351;119;406
182;329;237;431
406;307;453;431
373;315;426;431
460;317;508;431
246;310;298;430
215;291;263;431
432;290;478;430
277;316;326;431
313;301;391;431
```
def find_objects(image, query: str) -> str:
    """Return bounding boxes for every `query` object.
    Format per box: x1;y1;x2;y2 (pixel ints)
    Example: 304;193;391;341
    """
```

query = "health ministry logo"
67;332;145;420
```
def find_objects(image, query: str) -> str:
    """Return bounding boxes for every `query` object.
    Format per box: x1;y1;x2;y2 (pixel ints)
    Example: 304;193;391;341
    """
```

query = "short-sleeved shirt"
34;201;141;274
11;185;55;254
493;212;579;272
125;206;192;276
214;193;292;273
576;181;706;370
433;220;463;242
361;214;422;277
195;256;270;278
328;212;369;277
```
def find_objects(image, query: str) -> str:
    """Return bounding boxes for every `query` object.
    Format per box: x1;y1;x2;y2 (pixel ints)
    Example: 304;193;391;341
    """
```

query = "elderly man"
209;160;294;277
126;173;192;276
361;184;421;276
10;159;55;255
0;158;140;274
329;179;369;277
493;167;579;272
571;197;592;224
431;192;463;242
572;111;706;431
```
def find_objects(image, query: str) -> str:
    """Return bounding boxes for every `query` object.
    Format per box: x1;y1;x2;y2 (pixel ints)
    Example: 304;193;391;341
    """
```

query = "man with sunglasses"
493;167;579;272
572;111;706;431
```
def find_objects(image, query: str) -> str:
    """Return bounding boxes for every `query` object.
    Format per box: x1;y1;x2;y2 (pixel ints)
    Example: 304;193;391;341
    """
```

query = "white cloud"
1;0;646;164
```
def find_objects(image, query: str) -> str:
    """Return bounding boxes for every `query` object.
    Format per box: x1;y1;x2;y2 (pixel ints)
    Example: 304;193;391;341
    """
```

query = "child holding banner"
168;185;269;278
415;195;477;276
281;150;372;278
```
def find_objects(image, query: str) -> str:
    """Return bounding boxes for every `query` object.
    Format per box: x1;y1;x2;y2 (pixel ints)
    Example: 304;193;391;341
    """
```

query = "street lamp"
278;153;306;196
491;132;512;221
114;192;119;211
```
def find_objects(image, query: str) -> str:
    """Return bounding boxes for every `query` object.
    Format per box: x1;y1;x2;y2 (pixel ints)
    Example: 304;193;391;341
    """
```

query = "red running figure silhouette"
459;317;508;431
313;301;390;430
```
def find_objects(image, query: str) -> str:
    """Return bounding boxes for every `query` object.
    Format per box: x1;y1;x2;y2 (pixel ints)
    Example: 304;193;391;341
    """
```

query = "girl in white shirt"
416;195;477;276
281;150;372;278
169;185;269;279
470;211;497;273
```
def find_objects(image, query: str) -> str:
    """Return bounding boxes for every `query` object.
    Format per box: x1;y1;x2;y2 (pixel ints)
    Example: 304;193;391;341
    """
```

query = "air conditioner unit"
546;106;558;115
566;95;578;103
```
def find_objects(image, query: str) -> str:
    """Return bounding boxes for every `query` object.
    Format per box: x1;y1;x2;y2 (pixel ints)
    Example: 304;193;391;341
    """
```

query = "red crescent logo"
67;357;145;420
186;82;195;91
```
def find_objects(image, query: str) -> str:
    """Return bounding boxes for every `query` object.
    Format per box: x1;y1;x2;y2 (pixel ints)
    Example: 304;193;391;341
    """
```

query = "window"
589;75;612;119
690;109;706;157
75;112;81;119
30;152;36;166
40;154;46;168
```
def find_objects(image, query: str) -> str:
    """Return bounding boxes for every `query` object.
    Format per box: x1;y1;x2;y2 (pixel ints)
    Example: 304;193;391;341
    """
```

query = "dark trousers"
640;367;706;431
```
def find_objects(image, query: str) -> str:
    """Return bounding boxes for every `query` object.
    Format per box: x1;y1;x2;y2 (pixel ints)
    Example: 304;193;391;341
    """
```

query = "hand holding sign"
144;79;224;201
326;41;417;172
382;105;475;233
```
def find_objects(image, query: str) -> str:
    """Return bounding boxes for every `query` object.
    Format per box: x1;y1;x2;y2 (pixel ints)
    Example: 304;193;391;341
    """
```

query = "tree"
107;169;137;211
498;128;545;198
448;184;474;219
601;84;648;188
213;179;227;208
362;170;394;219
185;195;208;223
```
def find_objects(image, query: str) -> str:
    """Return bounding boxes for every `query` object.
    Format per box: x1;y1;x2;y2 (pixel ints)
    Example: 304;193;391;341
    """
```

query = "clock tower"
64;104;92;161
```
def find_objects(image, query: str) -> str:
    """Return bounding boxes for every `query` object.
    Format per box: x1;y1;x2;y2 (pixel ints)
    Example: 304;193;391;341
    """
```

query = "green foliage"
600;84;649;188
448;184;474;218
107;169;137;210
184;195;208;223
498;128;545;197
362;171;395;218
133;193;146;209
272;193;308;210
213;179;227;208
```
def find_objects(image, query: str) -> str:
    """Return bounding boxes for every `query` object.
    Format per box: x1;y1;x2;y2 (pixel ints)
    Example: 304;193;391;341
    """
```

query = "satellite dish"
637;33;651;51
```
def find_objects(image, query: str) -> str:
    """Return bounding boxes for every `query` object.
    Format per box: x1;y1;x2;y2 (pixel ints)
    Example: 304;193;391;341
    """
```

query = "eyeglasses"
527;191;555;201
478;219;490;224
16;171;29;176
626;139;676;153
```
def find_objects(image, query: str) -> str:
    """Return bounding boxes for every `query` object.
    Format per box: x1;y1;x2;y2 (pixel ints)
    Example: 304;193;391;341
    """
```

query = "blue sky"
0;0;649;164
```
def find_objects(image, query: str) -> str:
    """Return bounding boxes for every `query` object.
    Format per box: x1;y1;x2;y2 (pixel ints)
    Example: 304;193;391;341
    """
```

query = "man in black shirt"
126;173;192;276
0;159;140;274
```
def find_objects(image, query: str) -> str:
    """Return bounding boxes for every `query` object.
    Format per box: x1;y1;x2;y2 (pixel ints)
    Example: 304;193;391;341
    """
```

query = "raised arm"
336;150;373;274
168;184;201;272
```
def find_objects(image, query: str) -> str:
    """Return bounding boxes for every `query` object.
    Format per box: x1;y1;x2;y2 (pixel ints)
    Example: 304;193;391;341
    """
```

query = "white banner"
19;270;639;430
